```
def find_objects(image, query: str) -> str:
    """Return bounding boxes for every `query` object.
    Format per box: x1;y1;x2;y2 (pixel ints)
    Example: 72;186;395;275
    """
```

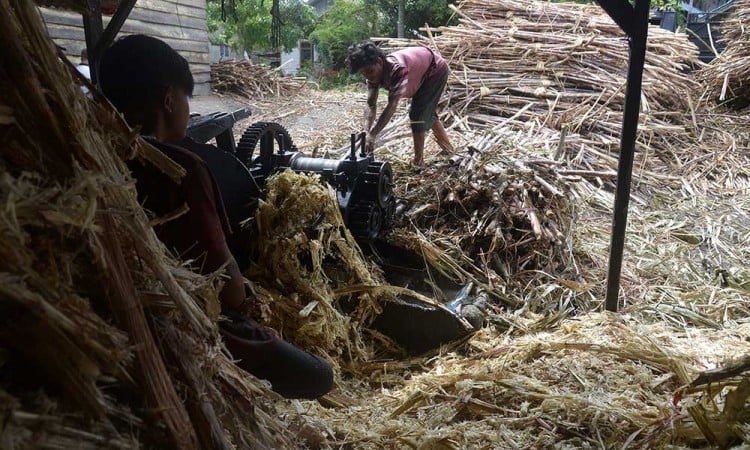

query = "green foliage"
296;58;364;90
309;0;380;70
207;0;316;53
373;0;457;37
652;0;683;10
316;69;362;90
207;1;237;47
279;0;317;49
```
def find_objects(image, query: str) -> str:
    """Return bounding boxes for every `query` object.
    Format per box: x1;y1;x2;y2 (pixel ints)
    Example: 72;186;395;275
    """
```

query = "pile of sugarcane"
447;0;699;132
211;59;305;99
697;0;750;105
0;1;302;448
382;0;701;189
381;126;576;309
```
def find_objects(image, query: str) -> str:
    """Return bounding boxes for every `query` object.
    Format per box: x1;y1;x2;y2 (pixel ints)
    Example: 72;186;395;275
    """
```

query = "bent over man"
346;41;454;167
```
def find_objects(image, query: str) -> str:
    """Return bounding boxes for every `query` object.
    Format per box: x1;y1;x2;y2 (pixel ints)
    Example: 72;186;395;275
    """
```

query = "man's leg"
431;119;454;154
412;131;426;167
410;67;450;166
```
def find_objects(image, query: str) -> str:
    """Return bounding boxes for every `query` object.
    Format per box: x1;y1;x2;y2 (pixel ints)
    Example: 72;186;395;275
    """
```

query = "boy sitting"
99;34;332;399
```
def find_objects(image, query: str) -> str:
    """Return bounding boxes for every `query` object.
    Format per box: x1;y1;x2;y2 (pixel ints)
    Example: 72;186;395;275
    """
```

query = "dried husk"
211;59;306;99
697;0;750;105
0;0;298;448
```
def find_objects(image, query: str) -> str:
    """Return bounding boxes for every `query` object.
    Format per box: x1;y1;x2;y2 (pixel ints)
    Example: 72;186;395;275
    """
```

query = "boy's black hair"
100;35;193;132
346;41;385;75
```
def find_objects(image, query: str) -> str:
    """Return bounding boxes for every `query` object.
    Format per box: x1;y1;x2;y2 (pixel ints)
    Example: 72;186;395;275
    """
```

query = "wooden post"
92;0;138;62
82;0;103;84
82;0;138;86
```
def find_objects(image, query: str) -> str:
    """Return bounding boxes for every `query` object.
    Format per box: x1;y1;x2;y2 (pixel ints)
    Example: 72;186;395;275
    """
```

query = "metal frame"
594;0;651;312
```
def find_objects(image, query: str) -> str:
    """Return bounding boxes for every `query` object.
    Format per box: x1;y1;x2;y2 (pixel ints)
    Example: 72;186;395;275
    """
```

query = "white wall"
280;48;302;75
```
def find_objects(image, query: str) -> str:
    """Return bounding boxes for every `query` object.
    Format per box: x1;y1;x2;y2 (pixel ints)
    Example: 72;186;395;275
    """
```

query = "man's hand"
365;131;376;154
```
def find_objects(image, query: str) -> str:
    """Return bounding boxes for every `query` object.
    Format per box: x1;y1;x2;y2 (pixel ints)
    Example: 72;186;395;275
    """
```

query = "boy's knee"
303;356;334;399
275;353;334;400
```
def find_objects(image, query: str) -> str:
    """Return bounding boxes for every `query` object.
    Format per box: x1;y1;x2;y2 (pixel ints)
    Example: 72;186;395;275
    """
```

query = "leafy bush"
207;0;316;53
309;0;380;70
317;69;362;90
297;63;363;90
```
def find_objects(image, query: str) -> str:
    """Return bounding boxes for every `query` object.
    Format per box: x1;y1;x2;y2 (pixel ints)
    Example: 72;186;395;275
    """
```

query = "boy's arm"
182;164;248;313
367;63;406;152
365;83;378;141
368;94;401;146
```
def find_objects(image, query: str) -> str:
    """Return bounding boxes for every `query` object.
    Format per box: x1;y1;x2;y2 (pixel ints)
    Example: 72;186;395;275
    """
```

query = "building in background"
278;0;328;76
40;0;212;95
209;27;244;63
280;39;313;76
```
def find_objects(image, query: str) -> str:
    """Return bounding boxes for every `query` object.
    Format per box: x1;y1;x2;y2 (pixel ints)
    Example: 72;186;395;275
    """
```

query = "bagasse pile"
289;0;750;448
698;0;750;104
367;0;750;306
0;0;300;448
211;59;306;99
386;127;577;309
247;171;393;368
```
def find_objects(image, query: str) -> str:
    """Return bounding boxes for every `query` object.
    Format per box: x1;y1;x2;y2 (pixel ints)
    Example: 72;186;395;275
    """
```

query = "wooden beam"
82;0;103;83
594;0;636;37
92;0;138;61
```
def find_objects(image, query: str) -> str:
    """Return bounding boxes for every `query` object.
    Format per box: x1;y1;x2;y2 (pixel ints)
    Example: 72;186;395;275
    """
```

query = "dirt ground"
190;90;370;154
187;86;750;449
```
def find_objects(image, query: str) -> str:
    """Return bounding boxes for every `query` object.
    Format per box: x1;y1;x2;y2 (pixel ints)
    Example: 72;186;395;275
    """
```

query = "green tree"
373;0;457;38
309;0;381;70
207;0;316;53
278;0;317;49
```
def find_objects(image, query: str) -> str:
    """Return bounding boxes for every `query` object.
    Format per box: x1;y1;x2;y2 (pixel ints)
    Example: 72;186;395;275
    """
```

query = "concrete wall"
280;40;314;76
209;42;243;63
280;48;301;75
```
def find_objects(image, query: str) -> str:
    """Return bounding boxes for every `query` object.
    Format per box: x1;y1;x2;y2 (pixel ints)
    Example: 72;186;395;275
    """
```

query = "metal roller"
235;121;395;241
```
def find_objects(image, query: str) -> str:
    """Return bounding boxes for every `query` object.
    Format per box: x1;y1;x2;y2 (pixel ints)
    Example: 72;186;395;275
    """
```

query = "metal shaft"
603;0;650;312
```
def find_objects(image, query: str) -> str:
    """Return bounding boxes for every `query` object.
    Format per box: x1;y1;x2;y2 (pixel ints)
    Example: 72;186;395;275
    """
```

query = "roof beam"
92;0;138;63
82;0;138;86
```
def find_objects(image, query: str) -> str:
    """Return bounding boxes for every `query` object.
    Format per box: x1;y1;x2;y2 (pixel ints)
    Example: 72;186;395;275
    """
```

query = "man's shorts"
409;66;449;133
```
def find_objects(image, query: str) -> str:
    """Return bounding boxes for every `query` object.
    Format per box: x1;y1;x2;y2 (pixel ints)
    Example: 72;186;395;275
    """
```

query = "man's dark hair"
80;48;88;61
346;41;385;75
100;35;194;132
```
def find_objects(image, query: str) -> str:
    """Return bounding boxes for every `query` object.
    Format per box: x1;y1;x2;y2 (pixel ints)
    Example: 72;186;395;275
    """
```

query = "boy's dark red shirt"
128;139;232;274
